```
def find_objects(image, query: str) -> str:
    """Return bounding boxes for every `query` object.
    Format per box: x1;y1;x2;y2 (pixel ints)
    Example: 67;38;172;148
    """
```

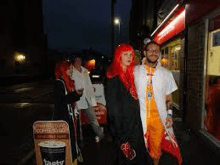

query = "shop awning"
151;6;185;45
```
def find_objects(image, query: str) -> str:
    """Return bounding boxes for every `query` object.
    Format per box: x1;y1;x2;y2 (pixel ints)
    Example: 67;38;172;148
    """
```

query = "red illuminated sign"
153;9;185;44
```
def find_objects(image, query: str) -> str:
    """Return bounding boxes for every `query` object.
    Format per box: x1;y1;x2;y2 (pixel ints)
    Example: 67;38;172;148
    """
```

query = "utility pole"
111;0;116;56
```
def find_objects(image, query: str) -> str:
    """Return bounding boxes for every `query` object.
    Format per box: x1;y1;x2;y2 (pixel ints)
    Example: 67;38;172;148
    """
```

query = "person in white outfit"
134;41;182;165
71;55;104;142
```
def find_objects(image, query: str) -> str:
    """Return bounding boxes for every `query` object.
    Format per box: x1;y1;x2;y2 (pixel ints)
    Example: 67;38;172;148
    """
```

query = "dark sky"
43;0;132;56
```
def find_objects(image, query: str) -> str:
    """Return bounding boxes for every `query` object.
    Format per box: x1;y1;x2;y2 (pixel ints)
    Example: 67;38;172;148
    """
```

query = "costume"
71;66;103;139
54;79;81;162
134;64;182;164
106;76;152;165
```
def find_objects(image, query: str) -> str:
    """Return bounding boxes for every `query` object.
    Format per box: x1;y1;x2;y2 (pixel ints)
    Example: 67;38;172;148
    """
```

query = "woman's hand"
76;88;84;96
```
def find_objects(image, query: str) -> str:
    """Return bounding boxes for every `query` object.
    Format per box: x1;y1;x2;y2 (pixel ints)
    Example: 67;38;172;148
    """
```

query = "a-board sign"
33;120;73;165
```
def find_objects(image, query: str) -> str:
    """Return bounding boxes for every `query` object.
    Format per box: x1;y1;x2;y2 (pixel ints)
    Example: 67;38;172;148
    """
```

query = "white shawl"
134;64;178;145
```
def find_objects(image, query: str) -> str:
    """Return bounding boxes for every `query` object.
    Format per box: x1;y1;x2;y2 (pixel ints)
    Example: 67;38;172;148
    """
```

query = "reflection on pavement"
14;87;34;93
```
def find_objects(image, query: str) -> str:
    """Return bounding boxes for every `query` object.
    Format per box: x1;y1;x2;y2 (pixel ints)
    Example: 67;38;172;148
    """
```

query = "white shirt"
71;66;97;109
134;64;178;135
93;83;106;106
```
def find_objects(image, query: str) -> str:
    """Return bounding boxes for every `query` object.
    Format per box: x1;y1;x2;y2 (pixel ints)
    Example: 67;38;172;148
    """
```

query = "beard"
146;57;158;64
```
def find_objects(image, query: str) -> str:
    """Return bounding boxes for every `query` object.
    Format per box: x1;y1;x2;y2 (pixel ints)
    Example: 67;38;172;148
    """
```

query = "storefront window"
161;39;181;108
204;76;220;140
204;27;220;140
213;31;220;47
161;47;169;68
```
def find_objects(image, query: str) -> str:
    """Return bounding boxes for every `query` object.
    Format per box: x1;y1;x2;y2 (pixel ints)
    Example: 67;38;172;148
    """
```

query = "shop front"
203;13;220;143
185;1;220;150
151;5;185;113
150;0;220;154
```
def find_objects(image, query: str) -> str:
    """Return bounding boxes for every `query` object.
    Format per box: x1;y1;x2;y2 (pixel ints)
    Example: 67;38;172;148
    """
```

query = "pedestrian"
134;41;182;165
106;43;152;165
54;60;83;164
71;55;104;143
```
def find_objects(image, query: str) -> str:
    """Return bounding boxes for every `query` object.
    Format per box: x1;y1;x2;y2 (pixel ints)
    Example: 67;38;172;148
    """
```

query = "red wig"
106;43;137;99
54;60;75;93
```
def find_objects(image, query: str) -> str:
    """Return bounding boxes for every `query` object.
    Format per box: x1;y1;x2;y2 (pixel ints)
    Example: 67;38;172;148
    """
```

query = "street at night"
0;79;219;165
0;80;54;165
1;0;220;165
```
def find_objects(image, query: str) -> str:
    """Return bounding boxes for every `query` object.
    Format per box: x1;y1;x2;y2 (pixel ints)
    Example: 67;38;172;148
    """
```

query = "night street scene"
0;0;220;165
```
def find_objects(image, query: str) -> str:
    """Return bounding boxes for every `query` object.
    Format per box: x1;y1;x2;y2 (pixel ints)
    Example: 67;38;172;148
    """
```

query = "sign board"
80;103;107;125
80;83;107;125
154;9;185;44
208;29;220;76
33;121;73;165
93;83;106;106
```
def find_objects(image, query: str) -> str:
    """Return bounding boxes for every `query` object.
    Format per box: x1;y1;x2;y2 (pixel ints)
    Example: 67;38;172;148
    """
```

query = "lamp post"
114;17;121;46
114;17;120;34
111;0;117;56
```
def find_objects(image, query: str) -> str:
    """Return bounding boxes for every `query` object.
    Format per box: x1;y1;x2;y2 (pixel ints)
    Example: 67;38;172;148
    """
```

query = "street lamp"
114;17;120;34
15;54;26;62
114;17;121;46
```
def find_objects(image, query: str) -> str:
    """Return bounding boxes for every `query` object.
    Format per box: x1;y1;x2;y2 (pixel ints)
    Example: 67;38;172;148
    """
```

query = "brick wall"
186;19;206;130
179;38;185;117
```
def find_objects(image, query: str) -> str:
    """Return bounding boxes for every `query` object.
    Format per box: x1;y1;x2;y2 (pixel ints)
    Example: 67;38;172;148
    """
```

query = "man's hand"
166;94;173;109
165;117;173;128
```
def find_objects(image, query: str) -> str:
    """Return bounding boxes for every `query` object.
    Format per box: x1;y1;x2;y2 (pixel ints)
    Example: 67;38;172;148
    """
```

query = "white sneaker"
95;136;100;143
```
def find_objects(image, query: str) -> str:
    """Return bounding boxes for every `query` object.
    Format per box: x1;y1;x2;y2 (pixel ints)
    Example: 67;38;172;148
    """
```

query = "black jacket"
54;79;81;161
54;79;81;120
106;76;152;165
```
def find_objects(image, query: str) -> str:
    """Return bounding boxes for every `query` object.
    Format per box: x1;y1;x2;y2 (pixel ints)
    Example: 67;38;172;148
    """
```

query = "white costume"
134;63;182;164
134;64;177;137
71;66;96;109
71;66;103;139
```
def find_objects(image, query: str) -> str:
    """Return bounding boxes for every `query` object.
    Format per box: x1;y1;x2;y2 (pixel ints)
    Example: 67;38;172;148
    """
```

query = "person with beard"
106;43;152;165
134;41;182;165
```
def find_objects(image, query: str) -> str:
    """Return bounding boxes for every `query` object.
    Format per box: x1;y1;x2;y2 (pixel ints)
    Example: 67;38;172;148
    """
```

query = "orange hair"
106;43;137;100
54;60;75;92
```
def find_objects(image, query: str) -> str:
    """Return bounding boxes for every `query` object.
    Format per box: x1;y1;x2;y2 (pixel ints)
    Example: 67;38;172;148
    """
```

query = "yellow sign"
208;29;220;76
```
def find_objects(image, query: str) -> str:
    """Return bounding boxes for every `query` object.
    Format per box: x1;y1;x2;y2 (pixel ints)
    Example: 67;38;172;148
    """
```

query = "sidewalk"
173;121;219;165
25;120;219;165
77;119;219;165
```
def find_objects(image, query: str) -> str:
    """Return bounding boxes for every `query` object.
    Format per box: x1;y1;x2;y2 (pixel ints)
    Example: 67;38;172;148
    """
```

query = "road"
0;79;117;165
0;79;55;165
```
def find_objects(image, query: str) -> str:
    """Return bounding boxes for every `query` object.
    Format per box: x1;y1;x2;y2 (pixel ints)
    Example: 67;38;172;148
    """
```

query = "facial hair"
146;57;158;64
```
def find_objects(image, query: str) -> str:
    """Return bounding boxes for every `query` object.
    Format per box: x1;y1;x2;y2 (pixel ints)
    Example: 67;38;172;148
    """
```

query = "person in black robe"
54;60;83;163
106;44;152;165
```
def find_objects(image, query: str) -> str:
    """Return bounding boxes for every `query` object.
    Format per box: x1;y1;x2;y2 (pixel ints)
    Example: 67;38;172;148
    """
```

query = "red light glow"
154;9;185;44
